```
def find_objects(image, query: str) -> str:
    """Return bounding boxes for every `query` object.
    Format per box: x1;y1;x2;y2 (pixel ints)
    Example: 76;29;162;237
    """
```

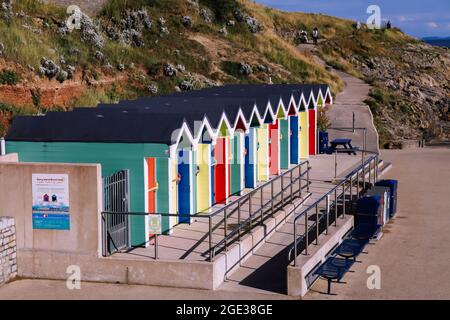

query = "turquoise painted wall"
6;141;169;246
280;119;290;169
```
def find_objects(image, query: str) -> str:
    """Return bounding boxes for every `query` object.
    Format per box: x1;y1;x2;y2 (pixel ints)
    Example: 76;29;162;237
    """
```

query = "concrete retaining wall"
0;161;217;290
287;215;354;297
0;217;17;286
0;153;18;163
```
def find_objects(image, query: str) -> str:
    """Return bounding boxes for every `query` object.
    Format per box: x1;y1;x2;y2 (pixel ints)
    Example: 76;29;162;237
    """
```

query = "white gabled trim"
263;101;276;124
172;121;195;152
249;103;264;126
233;109;249;133
297;92;308;112
214;113;234;137
306;91;318;111
193;116;217;147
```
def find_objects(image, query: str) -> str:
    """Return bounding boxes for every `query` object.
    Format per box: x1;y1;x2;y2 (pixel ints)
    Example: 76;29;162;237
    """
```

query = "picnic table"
327;139;358;155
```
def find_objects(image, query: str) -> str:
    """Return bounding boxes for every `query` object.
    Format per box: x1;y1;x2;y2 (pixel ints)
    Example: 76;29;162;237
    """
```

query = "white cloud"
426;22;439;29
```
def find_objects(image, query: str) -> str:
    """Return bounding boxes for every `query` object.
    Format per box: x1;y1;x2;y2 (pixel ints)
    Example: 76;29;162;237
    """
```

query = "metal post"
298;164;302;198
375;156;379;182
334;150;338;178
155;234;159;260
293;220;297;266
238;202;241;241
315;204;319;245
304;211;309;255
326;195;330;235
342;184;346;219
281;175;285;206
224;208;228;251
260;188;264;224
249;195;253;230
209;217;212;262
101;214;106;257
357;169;360;196
350;174;353;201
307;166;310;192
334;189;338;226
352;112;355;133
363;164;366;190
290;170;293;202
271;180;274;215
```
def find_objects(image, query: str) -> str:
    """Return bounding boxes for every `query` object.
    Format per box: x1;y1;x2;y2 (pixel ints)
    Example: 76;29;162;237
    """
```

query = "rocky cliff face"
353;42;450;145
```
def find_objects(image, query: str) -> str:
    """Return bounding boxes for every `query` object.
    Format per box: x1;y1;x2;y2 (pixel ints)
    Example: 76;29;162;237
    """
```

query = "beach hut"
298;92;309;159
305;87;318;156
5;111;196;246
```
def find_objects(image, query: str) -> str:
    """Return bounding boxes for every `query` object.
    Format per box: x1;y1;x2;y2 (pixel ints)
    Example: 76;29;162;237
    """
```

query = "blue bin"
375;180;398;217
356;196;382;227
319;131;329;154
366;186;391;225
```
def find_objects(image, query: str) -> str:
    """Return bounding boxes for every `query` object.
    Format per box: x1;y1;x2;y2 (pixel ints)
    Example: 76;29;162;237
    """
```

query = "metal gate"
102;169;131;256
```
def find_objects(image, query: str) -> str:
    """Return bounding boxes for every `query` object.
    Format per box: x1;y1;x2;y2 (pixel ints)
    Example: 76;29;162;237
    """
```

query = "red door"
269;120;279;176
147;158;157;213
214;138;227;204
308;110;316;155
147;158;157;239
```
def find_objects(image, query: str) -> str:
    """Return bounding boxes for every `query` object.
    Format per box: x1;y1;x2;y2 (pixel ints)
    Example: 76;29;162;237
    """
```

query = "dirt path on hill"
297;43;380;153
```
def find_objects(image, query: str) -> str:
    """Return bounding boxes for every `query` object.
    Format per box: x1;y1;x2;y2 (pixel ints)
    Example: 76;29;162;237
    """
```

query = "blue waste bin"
319;131;329;154
366;186;391;225
356;196;382;227
375;180;398;217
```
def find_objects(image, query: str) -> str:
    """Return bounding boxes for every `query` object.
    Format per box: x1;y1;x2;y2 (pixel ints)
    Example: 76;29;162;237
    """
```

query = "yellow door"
299;111;309;159
197;144;211;212
257;125;269;181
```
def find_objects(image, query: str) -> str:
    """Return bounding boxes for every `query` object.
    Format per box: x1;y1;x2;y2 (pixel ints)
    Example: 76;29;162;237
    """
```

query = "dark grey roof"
6;112;190;145
6;84;330;144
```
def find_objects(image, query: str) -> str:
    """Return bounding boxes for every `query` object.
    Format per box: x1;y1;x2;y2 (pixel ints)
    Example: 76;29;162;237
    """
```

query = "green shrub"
0;70;20;85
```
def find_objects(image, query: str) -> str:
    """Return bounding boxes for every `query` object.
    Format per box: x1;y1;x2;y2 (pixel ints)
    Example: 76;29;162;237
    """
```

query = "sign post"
149;214;162;259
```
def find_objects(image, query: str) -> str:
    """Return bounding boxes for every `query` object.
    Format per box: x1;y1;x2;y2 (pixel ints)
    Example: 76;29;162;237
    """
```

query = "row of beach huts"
5;84;333;246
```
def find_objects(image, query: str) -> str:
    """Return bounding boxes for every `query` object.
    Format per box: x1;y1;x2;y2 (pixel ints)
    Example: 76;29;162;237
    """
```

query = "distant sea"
422;37;450;48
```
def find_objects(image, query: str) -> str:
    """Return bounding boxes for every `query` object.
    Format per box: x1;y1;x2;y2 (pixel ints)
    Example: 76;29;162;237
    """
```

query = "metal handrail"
290;151;380;266
211;167;311;260
102;160;312;262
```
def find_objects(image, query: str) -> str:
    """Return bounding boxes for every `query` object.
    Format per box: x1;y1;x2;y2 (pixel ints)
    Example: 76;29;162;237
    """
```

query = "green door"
231;134;243;195
280;119;290;169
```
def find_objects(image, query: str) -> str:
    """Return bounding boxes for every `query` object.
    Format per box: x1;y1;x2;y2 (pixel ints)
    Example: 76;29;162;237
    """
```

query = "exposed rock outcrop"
352;43;450;142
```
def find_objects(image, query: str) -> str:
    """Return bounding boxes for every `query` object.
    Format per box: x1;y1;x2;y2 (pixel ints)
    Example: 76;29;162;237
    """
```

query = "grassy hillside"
1;0;448;146
0;0;344;136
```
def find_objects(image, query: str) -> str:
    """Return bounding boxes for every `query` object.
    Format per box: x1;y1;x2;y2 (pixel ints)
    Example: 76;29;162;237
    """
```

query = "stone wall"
0;217;17;286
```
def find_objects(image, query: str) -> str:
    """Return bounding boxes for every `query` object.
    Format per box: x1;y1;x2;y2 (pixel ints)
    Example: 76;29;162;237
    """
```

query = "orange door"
147;158;157;213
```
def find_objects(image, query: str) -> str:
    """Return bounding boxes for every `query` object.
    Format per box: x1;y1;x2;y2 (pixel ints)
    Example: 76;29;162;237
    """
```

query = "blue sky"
256;0;450;38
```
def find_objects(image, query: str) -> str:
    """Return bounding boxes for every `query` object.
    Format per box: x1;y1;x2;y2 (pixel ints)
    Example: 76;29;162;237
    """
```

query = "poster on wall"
32;174;70;230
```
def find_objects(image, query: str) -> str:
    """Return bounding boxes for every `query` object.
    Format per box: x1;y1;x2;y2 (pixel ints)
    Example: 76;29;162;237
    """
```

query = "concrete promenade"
2;148;446;299
305;147;450;299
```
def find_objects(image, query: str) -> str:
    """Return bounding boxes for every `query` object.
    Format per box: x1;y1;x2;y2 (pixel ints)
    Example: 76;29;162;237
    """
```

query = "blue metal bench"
314;257;354;294
351;223;380;240
334;238;369;261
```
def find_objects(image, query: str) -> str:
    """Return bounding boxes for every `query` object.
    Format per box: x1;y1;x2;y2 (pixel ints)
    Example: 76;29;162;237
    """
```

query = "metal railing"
289;151;380;266
102;160;312;262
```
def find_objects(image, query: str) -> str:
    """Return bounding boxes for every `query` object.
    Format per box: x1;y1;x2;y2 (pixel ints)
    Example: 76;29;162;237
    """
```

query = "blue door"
210;145;215;205
245;129;256;188
178;150;191;224
290;116;299;164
